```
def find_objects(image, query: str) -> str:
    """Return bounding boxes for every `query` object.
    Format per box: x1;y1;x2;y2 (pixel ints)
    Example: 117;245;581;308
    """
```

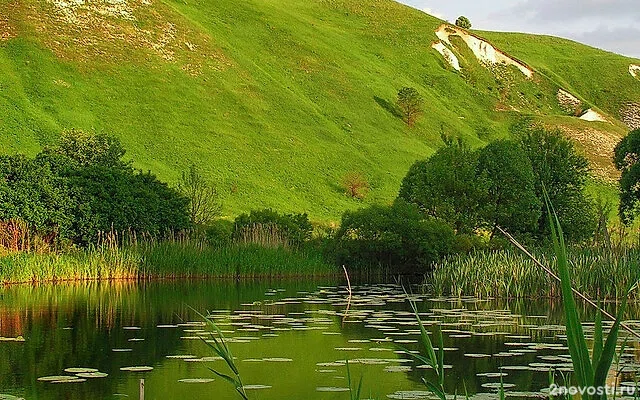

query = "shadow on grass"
374;96;402;119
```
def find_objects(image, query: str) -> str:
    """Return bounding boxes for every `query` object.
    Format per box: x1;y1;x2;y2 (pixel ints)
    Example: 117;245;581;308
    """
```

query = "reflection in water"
0;280;639;399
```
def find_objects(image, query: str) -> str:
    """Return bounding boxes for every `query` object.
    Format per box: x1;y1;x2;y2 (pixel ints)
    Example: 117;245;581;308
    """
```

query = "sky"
397;0;640;59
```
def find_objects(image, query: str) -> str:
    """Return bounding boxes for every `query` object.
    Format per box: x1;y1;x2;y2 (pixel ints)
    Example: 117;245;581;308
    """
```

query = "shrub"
0;154;73;242
332;201;455;273
341;172;370;199
455;16;471;29
205;220;234;247
233;209;313;247
519;127;596;242
476;140;541;237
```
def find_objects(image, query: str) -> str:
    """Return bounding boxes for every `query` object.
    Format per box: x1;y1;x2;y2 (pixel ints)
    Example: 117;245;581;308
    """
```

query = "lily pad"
76;372;108;378
120;366;153;372
64;367;98;374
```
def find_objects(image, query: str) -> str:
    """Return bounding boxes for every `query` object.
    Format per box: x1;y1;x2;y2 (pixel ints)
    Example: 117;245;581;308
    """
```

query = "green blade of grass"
592;307;603;368
545;192;594;391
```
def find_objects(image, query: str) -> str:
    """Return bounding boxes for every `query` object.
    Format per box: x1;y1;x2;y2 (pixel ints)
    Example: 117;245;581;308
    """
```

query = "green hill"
1;0;639;221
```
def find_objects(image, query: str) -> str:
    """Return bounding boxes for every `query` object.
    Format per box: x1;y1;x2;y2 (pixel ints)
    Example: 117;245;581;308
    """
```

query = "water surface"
1;280;639;399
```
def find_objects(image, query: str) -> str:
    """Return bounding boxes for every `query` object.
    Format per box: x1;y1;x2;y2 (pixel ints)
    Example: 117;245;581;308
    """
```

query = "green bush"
332;201;455;272
519;127;596;242
399;128;595;244
0;154;73;240
205;220;234;247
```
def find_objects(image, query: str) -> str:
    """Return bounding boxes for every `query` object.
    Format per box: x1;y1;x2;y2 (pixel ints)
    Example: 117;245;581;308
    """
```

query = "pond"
1;280;639;400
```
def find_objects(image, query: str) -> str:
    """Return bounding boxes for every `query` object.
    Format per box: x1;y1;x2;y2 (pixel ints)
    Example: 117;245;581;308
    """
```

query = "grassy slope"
482;31;640;119
0;0;638;222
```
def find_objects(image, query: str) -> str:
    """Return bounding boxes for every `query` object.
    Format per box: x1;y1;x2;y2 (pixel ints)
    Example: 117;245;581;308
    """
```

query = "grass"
1;0;637;222
0;241;338;284
431;247;640;300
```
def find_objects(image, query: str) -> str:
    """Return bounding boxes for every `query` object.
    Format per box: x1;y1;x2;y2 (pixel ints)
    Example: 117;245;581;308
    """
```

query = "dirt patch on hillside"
8;0;231;73
556;125;621;182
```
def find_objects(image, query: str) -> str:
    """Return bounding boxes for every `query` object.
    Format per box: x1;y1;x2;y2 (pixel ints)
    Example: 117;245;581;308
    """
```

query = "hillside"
1;0;639;221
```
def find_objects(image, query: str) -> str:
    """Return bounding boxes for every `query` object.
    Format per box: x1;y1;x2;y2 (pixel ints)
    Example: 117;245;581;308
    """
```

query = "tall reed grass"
431;248;640;299
0;238;337;284
0;247;141;284
139;242;336;278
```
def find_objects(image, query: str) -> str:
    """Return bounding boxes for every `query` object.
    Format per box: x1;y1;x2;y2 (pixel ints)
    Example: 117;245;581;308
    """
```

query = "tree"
614;128;640;224
396;87;424;128
1;132;191;245
519;128;596;242
64;164;190;243
48;129;127;169
0;155;73;241
398;139;487;234
332;201;455;272
476;140;541;237
341;172;370;199
178;163;222;226
455;16;471;29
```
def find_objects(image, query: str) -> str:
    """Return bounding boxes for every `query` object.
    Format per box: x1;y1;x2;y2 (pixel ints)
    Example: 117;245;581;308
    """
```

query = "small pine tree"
396;87;424;128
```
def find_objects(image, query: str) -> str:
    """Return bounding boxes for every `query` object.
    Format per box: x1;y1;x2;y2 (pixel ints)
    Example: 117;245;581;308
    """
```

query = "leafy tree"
332;201;455;272
614;128;640;224
519;128;596;242
1;132;191;245
476;140;541;237
396;87;424;128
455;16;471;29
178;163;222;226
341;172;370;200
398;139;486;234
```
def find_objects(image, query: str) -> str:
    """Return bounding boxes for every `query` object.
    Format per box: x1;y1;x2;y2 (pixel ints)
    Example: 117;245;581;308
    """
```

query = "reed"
0;240;337;284
431;247;640;299
0;247;140;284
233;223;291;249
139;241;337;278
540;196;633;400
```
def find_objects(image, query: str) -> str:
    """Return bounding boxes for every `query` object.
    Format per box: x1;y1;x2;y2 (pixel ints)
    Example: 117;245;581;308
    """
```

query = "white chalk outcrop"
431;42;460;71
435;24;533;78
579;109;607;122
631;64;640;78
